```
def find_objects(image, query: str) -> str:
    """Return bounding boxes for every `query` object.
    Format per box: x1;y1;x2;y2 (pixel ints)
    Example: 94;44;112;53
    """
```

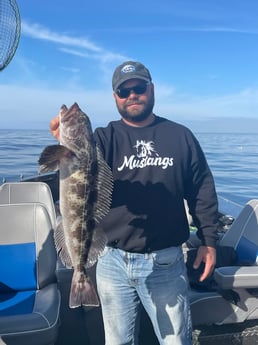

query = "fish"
38;102;113;308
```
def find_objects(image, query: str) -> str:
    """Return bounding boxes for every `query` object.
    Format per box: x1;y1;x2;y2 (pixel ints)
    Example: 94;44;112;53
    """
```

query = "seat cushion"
0;242;36;291
0;203;57;289
0;284;60;345
0;291;35;316
236;236;258;265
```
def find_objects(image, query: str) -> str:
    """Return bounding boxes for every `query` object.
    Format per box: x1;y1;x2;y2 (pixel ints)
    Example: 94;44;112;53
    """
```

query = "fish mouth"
60;103;79;123
61;112;73;123
60;103;86;140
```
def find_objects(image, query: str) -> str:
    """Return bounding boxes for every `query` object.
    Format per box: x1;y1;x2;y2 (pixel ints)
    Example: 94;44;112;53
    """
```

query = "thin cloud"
22;21;102;52
189;26;258;35
21;20;130;65
59;47;129;63
59;47;93;58
60;66;80;73
80;24;258;35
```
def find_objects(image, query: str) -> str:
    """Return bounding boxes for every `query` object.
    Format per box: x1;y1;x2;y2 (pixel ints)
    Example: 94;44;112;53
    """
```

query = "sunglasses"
115;82;150;99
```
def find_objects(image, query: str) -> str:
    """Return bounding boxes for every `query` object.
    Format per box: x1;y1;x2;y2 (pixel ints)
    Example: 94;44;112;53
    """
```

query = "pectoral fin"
38;144;73;173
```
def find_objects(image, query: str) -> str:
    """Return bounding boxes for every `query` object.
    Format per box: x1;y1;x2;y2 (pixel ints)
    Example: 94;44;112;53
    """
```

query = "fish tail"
69;270;99;308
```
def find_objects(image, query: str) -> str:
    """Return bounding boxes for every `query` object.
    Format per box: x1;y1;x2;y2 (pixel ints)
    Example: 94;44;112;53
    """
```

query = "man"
50;61;218;345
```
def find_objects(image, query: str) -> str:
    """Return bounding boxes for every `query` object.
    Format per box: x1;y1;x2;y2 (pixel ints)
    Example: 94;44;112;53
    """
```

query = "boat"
1;171;258;345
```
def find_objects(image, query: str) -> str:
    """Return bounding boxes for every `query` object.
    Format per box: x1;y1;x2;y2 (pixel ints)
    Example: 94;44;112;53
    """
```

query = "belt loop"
144;253;150;259
124;251;129;265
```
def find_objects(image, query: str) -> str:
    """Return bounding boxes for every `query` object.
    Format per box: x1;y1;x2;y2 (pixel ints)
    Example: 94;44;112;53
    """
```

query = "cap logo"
121;64;136;74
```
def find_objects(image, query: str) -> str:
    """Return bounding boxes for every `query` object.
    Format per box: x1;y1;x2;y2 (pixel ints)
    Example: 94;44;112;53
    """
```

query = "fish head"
60;103;93;154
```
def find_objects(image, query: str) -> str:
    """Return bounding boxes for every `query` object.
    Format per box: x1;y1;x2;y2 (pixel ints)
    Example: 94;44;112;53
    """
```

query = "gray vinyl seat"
0;182;57;228
190;199;258;326
0;202;60;345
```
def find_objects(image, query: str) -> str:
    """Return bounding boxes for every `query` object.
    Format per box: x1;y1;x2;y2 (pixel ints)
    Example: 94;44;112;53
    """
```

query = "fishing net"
0;0;21;71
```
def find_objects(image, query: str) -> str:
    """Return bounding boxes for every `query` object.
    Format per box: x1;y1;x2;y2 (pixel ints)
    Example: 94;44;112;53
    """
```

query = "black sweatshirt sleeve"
184;135;219;247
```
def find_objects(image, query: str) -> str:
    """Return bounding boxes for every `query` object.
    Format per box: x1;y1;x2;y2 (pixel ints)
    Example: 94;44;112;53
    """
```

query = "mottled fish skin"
38;102;113;308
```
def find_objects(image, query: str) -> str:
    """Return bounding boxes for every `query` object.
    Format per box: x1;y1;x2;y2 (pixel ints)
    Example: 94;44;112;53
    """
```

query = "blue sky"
1;0;258;131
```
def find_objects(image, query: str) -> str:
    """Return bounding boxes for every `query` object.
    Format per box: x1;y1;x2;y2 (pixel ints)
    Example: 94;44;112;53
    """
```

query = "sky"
1;0;258;132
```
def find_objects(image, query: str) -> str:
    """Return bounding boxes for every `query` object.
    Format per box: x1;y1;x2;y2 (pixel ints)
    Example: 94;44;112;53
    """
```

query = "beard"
116;90;155;123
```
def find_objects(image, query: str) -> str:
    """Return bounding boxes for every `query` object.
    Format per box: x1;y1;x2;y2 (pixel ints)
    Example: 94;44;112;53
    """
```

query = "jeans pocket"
152;246;182;268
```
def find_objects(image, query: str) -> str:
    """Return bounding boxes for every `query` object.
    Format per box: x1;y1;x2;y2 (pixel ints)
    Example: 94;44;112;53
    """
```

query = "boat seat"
219;199;258;254
215;199;258;288
190;199;258;326
0;182;57;228
0;203;61;345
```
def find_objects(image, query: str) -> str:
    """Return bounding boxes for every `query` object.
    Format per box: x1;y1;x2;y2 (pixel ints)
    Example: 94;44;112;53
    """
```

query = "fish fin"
38;144;73;173
93;145;113;223
54;219;73;268
69;270;99;308
85;227;107;268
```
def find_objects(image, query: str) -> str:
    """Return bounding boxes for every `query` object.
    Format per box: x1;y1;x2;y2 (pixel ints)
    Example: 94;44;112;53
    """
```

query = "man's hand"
193;245;216;282
50;115;60;141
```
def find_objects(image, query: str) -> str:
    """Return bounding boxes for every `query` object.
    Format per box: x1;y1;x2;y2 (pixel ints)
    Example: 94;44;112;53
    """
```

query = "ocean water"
197;132;258;207
0;129;56;182
0;129;257;207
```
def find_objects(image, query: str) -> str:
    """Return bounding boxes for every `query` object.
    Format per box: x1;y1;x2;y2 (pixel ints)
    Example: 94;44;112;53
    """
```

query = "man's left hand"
193;246;216;282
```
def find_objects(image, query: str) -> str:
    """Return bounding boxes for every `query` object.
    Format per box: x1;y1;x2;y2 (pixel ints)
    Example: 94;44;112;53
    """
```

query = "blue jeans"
96;246;192;345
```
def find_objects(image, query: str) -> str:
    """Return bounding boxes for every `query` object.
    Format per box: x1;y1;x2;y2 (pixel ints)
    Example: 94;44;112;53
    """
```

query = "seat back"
0;203;57;316
0;182;57;228
219;199;258;265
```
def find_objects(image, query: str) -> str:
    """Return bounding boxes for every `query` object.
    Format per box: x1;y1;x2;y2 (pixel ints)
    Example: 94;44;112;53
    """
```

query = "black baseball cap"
112;61;152;91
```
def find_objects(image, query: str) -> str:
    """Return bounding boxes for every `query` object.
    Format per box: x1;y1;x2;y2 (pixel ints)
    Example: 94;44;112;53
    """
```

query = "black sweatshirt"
94;115;219;253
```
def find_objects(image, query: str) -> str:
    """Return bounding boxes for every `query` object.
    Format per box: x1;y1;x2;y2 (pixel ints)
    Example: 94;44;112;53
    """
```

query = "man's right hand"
50;115;60;141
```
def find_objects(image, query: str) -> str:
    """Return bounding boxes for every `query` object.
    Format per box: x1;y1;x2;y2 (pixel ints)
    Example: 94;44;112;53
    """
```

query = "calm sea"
0;129;257;207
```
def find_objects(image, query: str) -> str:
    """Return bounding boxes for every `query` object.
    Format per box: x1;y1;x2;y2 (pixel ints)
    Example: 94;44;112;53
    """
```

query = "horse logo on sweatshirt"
134;140;158;158
117;139;174;171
